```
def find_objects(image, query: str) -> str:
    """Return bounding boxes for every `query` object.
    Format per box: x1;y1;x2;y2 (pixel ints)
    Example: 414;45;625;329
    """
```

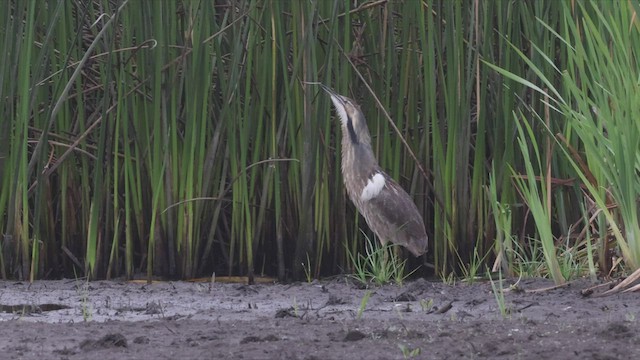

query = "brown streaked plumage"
320;84;428;256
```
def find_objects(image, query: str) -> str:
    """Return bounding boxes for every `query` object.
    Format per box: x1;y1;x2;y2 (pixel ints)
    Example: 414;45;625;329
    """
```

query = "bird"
319;84;428;257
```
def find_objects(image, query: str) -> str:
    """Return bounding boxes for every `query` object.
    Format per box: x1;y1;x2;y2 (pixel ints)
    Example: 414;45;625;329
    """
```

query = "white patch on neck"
360;173;385;201
330;96;349;126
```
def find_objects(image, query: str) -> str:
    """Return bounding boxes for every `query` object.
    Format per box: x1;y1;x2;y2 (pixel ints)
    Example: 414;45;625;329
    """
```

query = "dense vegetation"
1;0;639;284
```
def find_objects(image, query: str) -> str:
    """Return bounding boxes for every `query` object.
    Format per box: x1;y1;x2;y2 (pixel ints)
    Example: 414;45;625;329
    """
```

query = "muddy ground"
0;276;638;359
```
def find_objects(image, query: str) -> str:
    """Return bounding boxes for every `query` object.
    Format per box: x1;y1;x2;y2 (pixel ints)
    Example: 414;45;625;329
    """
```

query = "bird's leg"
381;240;389;274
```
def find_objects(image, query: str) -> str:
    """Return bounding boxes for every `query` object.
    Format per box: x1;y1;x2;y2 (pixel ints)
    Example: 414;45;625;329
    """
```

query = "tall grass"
0;0;638;282
489;1;640;282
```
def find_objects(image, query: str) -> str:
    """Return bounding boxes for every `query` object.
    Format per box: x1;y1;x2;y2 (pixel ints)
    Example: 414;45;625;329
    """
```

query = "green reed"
1;0;638;283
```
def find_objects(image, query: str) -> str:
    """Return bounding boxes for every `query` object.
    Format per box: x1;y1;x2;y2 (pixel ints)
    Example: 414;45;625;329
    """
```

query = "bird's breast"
340;144;384;207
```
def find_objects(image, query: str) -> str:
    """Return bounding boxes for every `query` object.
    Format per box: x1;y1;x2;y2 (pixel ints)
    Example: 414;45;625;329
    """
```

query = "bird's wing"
365;174;426;240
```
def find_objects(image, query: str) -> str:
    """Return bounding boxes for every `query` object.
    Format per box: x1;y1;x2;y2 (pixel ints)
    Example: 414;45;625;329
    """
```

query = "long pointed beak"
305;82;346;107
304;82;350;127
319;84;337;97
318;84;347;108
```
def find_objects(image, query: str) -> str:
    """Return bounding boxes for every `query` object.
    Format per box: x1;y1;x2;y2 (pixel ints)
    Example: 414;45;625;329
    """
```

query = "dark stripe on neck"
346;116;358;144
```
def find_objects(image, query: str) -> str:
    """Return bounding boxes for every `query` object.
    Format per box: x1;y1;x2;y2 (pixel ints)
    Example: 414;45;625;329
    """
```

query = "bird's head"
320;85;371;145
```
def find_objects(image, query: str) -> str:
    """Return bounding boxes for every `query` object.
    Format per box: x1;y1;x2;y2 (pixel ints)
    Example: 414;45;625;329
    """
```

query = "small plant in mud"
292;297;299;318
557;241;586;280
419;298;434;312
625;313;636;322
513;237;587;281
488;268;510;319
346;233;415;286
439;271;457;286
356;290;372;319
398;344;421;359
457;247;492;284
73;268;93;322
286;297;314;319
301;253;313;283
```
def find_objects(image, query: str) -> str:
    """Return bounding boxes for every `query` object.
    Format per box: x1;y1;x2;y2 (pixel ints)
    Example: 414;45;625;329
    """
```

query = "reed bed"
1;0;638;283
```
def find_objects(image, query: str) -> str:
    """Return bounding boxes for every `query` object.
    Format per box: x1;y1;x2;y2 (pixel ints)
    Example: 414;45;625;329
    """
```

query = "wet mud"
0;277;638;359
